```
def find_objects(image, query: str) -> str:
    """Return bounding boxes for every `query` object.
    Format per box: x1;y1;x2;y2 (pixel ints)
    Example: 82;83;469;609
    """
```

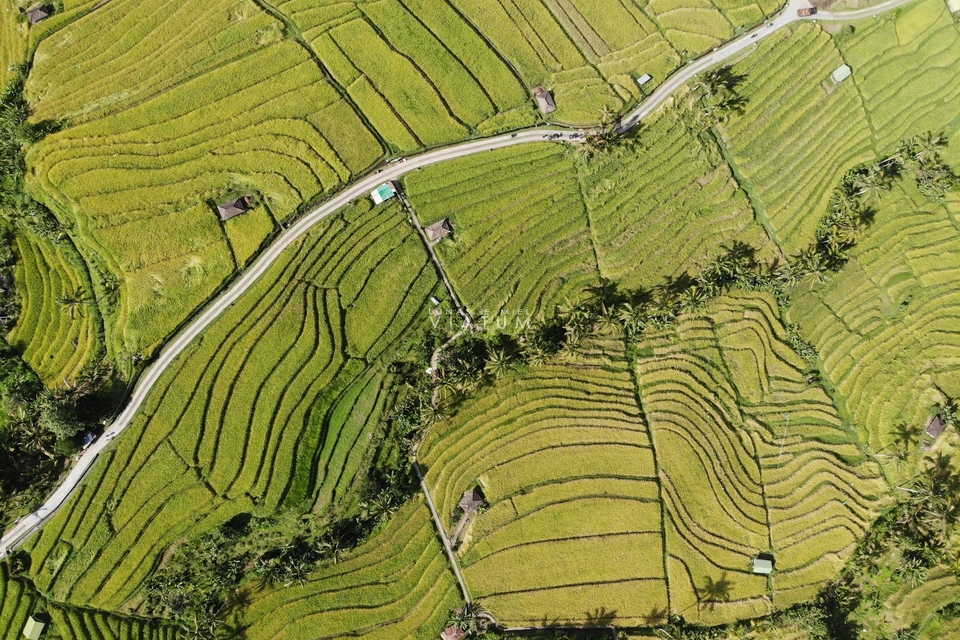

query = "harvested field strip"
232;499;459;640
26;0;283;122
27;40;382;356
421;339;667;626
788;183;960;454
837;0;960;150
405;143;599;321
7;231;100;386
721;24;875;253
22;203;438;609
636;293;885;621
580;107;769;290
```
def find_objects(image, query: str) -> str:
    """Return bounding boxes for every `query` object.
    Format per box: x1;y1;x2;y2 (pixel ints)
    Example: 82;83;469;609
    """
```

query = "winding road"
0;0;919;558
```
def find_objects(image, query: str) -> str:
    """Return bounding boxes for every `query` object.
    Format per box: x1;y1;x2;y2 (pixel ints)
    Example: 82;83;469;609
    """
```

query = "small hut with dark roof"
27;5;54;24
216;195;253;221
425;218;454;242
459;487;484;514
531;86;556;114
927;415;948;440
440;626;467;640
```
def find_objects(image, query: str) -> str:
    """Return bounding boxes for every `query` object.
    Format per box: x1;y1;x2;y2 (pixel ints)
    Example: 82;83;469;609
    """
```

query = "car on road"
797;7;817;16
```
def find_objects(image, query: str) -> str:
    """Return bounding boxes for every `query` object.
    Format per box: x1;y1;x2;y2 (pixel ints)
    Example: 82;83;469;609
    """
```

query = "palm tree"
851;165;889;202
446;601;490;634
484;348;512;379
792;246;830;284
678;285;707;315
594;303;622;336
57;286;90;319
618;302;648;339
912;130;947;162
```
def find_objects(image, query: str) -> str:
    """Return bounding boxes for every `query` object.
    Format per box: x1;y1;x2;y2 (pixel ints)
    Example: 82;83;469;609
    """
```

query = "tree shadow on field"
643;603;668;626
583;607;617;627
695;572;732;611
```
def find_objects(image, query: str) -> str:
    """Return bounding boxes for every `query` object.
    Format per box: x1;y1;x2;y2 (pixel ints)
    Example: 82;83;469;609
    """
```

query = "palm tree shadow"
584;606;617;627
643;603;668;626
695;572;732;611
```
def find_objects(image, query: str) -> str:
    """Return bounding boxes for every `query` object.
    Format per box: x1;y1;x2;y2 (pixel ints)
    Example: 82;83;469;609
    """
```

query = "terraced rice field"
26;32;382;356
646;0;735;56
836;0;960;151
721;24;875;253
279;0;533;149
421;296;883;626
26;0;284;123
0;2;26;88
231;499;460;640
421;338;668;626
788;182;960;454
0;567;37;640
405;144;600;323
581;107;771;289
884;564;960;637
6;232;100;386
22;201;439;609
637;293;885;623
0;565;177;640
276;0;771;127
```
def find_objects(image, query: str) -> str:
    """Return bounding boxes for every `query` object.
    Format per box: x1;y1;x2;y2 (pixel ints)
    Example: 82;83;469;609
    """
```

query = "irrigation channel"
0;0;918;613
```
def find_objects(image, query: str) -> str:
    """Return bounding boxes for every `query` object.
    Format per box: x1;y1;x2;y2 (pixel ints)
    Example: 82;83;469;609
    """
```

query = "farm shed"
637;73;652;85
441;627;467;640
370;182;397;205
459;487;484;514
27;5;53;24
531;86;556;114
752;555;774;574
425;219;454;242
830;64;852;84
22;616;46;640
926;415;947;439
216;195;253;221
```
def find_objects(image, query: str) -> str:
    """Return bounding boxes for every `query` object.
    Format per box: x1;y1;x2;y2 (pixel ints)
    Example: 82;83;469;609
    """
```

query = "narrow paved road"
618;0;915;131
0;0;918;558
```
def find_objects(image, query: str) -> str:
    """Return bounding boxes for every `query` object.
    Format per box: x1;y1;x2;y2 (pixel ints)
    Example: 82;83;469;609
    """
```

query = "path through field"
0;0;918;563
